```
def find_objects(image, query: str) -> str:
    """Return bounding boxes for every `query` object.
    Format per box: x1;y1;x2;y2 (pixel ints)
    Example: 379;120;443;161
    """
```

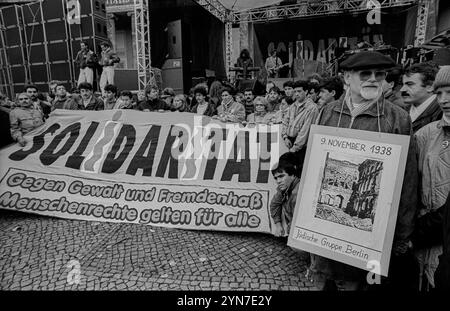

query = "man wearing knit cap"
311;51;419;290
413;65;450;291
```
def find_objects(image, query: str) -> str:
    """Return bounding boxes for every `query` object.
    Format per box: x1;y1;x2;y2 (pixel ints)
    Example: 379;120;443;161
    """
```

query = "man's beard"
360;86;381;100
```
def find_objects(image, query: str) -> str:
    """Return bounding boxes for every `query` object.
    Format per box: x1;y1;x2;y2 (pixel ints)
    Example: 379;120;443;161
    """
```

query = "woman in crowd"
413;66;450;291
216;86;245;123
208;80;223;110
171;94;189;112
9;93;44;147
270;96;292;124
190;85;216;116
246;96;272;124
161;87;175;107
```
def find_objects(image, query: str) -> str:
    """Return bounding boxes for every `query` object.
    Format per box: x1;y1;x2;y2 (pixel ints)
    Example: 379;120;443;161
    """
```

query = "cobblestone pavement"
0;210;314;290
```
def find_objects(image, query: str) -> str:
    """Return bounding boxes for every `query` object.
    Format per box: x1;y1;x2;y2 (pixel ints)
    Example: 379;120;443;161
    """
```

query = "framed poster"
287;125;410;276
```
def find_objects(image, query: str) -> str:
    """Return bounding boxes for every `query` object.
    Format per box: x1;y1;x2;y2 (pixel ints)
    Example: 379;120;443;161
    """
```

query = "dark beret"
340;51;396;71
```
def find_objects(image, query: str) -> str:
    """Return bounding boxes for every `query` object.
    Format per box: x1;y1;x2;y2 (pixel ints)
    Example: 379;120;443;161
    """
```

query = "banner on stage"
0;110;287;234
287;125;410;276
105;0;136;13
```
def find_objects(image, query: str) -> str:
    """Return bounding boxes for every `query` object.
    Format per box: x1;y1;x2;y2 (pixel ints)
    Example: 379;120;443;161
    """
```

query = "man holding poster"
299;51;419;290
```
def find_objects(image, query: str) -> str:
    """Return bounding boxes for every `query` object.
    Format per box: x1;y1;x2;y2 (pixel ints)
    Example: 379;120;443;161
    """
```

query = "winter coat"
99;48;120;67
191;102;216;117
409;98;443;133
281;99;319;152
270;176;300;236
52;97;74;110
435;192;450;291
65;95;104;111
9;105;44;141
75;49;97;69
137;98;170;111
415;118;450;215
413;117;450;288
216;100;245;123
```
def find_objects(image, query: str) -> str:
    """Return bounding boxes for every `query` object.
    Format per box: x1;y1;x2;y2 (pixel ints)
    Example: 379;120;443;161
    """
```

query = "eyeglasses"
358;70;387;81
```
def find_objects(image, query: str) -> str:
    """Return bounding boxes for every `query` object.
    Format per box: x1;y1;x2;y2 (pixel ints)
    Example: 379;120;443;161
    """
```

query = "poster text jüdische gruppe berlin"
0;110;288;233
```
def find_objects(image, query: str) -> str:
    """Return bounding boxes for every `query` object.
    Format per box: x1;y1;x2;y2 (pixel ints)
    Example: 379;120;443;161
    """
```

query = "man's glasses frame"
357;70;387;82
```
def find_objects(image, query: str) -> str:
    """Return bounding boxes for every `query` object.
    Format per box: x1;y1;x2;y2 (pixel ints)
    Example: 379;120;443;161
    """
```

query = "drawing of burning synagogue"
314;151;384;232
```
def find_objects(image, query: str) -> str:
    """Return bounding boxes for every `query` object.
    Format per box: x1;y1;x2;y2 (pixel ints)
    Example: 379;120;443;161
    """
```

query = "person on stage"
236;49;254;79
75;41;97;87
99;42;120;97
265;50;283;78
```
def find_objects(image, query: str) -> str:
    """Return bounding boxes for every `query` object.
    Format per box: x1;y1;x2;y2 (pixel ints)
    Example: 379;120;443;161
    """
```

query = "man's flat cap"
340;51;396;70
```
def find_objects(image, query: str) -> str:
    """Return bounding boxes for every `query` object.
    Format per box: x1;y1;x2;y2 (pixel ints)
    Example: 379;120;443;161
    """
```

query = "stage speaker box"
0;0;108;97
162;19;191;93
237;79;266;96
167;20;182;59
162;58;184;94
237;79;257;92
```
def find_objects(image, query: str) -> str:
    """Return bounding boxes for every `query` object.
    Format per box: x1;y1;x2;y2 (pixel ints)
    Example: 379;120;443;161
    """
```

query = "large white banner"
0;110;288;233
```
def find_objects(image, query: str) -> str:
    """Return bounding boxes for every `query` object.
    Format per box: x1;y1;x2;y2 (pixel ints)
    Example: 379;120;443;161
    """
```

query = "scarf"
344;88;381;118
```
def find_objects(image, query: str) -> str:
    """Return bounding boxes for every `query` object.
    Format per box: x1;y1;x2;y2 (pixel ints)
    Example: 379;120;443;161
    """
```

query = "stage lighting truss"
230;0;418;23
414;0;430;46
133;0;151;92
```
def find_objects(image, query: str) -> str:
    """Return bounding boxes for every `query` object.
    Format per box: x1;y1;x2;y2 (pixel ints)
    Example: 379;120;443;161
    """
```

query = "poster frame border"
287;124;410;276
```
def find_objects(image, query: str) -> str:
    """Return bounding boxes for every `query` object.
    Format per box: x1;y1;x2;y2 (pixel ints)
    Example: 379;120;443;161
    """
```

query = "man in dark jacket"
137;85;170;111
99;42;120;96
190;85;216;116
51;83;74;110
383;66;407;111
25;85;51;120
75;41;97;86
270;158;302;237
317;76;344;111
65;82;103;110
313;51;419;290
400;62;442;133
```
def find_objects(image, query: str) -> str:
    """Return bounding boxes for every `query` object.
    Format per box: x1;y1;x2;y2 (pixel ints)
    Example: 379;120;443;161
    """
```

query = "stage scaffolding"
0;0;434;95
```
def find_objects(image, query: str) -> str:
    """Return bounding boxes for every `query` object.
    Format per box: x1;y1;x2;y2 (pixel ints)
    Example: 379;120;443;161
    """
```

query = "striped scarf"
344;88;382;118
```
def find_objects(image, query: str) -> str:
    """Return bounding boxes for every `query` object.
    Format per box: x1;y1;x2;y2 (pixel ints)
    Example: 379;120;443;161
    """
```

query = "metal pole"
225;21;232;81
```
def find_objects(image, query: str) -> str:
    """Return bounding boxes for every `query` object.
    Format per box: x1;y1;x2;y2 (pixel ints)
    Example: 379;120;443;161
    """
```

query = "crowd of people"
0;49;449;291
269;52;450;292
